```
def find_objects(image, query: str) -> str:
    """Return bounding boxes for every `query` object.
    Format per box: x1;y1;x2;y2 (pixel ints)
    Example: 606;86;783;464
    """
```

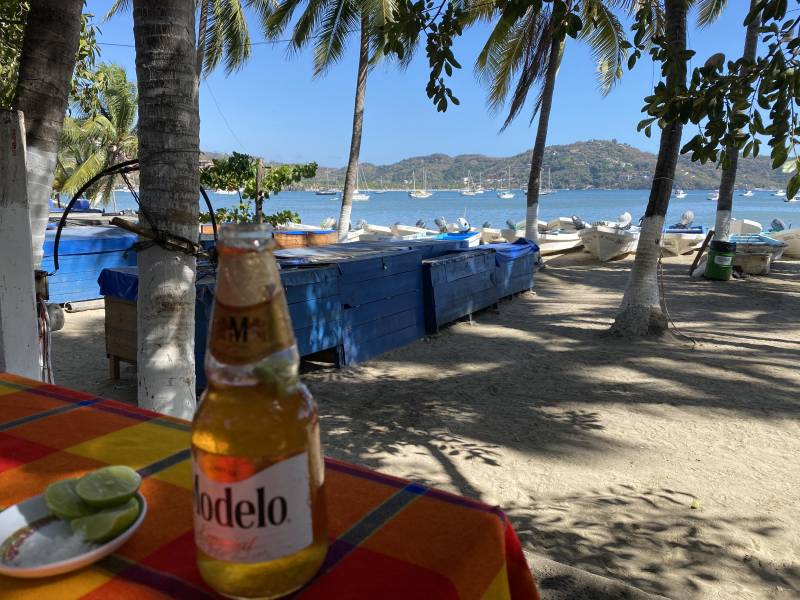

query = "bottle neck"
208;243;295;367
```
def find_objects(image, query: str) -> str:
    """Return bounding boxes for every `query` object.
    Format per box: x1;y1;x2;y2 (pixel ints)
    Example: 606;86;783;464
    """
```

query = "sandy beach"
52;252;800;599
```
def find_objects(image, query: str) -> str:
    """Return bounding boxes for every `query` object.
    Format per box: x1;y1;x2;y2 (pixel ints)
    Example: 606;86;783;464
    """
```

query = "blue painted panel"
336;249;421;281
424;250;495;285
495;254;535;298
343;290;422;328
282;267;340;304
44;250;137;304
295;319;343;357
288;296;342;330
340;269;422;307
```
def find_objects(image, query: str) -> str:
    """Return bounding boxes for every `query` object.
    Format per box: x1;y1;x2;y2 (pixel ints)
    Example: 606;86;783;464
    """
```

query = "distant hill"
302;140;787;191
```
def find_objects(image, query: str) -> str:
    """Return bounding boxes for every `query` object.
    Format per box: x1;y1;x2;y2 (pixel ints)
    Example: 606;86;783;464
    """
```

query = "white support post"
0;110;40;379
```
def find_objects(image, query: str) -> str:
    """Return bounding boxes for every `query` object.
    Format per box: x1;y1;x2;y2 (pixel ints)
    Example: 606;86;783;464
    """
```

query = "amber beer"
192;224;327;598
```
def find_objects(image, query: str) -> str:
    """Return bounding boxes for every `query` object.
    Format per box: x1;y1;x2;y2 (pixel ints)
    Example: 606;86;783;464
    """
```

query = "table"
0;374;540;599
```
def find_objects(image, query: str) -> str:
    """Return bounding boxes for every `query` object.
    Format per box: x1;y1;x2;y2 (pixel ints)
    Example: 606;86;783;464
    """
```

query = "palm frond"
104;0;131;21
312;0;359;75
60;148;108;197
695;0;727;27
580;0;627;95
203;0;252;74
290;0;328;48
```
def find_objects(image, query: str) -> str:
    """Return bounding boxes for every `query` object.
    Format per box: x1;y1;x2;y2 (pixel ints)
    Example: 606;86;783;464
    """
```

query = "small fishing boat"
730;233;788;275
729;218;762;235
436;231;481;248
773;189;787;197
674;189;687;199
480;227;505;244
537;231;583;256
391;223;438;238
661;226;706;256
766;227;800;258
740;188;754;197
708;190;720;201
578;213;640;262
546;217;580;232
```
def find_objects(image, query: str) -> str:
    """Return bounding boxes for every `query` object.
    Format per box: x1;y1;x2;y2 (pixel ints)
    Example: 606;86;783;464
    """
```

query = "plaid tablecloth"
0;373;540;599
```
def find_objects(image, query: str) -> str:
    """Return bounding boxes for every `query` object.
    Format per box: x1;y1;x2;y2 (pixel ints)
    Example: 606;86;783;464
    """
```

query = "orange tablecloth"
0;373;540;599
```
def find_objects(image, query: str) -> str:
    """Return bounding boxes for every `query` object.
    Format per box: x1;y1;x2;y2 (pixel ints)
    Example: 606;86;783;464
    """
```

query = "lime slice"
75;466;142;508
70;497;140;543
45;478;97;520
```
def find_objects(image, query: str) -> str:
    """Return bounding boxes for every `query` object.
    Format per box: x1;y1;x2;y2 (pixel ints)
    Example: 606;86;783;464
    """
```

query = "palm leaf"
580;0;627;95
60;148;108;197
695;0;727;28
203;0;251;74
312;0;359;75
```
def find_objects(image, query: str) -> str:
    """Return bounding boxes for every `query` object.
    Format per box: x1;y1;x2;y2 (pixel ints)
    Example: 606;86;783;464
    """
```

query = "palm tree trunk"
196;0;210;76
611;0;687;337
12;0;84;269
524;29;562;242
133;0;200;418
714;0;761;241
337;13;369;240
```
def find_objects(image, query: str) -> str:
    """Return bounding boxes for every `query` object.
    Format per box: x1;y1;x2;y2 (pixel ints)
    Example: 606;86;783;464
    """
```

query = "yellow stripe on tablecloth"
66;421;190;470
151;458;193;490
481;563;512;600
0;565;111;599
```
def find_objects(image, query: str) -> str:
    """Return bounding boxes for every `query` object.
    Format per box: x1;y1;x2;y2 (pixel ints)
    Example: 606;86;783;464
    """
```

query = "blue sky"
86;1;754;167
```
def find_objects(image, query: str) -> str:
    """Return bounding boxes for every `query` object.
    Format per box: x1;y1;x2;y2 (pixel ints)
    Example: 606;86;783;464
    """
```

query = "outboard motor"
434;216;448;233
617;212;633;230
456;217;471;233
670;209;695;230
505;219;517;230
415;219;427;229
570;215;587;230
482;221;492;229
771;218;786;232
355;219;368;230
321;216;336;229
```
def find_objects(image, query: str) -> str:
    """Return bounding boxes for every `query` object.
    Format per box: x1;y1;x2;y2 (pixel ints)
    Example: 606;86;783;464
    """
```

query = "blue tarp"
482;238;539;264
98;267;216;302
43;226;138;256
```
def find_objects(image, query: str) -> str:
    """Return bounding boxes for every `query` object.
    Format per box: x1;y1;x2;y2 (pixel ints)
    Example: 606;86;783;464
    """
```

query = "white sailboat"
707;189;720;201
497;166;515;199
409;167;433;199
674;188;687;199
315;169;339;196
740;188;754;197
773;189;786;197
352;164;370;201
460;172;479;196
539;167;553;196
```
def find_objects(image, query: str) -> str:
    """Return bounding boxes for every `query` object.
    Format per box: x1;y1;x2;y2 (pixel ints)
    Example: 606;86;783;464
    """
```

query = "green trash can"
704;240;737;280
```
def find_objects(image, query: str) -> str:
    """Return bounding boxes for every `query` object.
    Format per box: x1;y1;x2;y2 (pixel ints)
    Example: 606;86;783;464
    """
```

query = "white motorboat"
391;223;438;238
661;227;706;256
773;189;786;197
740;189;754;197
730;234;788;275
729;218;762;235
766;228;800;258
708;190;720;201
546;217;579;232
214;188;238;195
408;168;432;199
674;189;687;199
480;227;505;244
537;231;583;255
578;213;640;262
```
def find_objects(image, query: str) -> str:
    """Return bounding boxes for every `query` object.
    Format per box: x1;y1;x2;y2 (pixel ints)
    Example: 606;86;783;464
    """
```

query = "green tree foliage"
0;3;99;109
199;152;317;223
54;64;138;206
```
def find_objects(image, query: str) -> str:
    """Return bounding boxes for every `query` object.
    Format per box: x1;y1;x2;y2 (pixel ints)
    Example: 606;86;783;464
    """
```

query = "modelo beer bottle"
192;224;328;598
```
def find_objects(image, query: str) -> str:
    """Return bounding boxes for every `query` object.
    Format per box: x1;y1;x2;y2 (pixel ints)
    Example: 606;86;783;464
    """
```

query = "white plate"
0;492;147;578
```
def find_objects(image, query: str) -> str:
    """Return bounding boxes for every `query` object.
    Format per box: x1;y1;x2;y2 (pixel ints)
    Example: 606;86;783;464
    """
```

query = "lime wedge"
45;478;97;520
70;497;141;543
75;466;142;508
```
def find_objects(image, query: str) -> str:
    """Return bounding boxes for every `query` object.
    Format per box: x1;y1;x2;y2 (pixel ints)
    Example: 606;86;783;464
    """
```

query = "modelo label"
193;452;312;563
714;255;733;266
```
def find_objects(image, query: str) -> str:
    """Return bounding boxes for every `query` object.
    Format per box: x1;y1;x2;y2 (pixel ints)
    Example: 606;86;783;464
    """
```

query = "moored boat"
661;226;706;256
730;233;788;275
579;213;640;262
729;218;762;235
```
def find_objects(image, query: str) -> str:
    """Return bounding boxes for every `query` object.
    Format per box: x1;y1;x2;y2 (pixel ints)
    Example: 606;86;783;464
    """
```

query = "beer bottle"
191;224;328;599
